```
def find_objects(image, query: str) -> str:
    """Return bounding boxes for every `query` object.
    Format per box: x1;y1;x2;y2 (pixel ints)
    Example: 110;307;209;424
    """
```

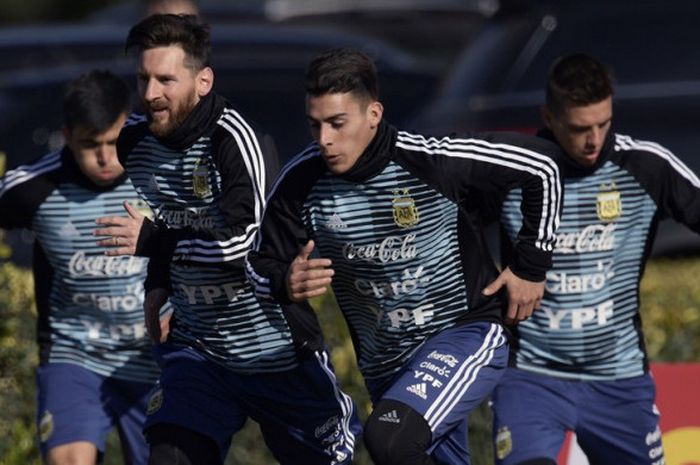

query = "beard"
147;94;198;138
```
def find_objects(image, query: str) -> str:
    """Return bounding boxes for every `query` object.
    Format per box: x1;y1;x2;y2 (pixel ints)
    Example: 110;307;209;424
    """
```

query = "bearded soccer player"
95;15;359;465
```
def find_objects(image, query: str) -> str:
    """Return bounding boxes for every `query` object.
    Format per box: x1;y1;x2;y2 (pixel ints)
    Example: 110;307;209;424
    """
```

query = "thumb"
296;240;315;262
123;200;143;220
482;274;504;296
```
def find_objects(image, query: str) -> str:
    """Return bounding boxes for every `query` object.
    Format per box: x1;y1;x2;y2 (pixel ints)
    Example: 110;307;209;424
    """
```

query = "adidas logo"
378;410;400;424
325;213;347;230
406;382;428;399
59;221;80;238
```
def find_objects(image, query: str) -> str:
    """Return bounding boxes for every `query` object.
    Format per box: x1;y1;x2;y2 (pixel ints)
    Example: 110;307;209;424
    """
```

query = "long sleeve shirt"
247;121;562;379
0;148;159;383
119;93;323;373
500;129;700;380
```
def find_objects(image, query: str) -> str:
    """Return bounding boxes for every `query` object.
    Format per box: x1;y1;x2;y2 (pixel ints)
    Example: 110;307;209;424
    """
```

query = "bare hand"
94;201;145;256
144;288;171;344
286;240;334;302
482;267;544;324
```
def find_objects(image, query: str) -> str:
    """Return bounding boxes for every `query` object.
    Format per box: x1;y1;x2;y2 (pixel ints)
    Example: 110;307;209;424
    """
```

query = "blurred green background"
1;257;699;464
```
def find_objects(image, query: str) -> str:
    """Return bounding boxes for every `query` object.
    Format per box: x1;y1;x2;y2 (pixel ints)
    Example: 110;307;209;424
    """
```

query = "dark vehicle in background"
0;19;446;266
0;24;439;169
1;0;497;266
3;0;698;262
415;0;700;256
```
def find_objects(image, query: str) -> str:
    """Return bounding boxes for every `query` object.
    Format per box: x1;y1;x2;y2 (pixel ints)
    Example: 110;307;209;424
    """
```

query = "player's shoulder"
212;105;280;164
613;133;672;158
214;105;272;147
612;132;700;185
1;150;63;196
612;133;682;170
270;142;325;197
117;113;150;164
120;113;148;137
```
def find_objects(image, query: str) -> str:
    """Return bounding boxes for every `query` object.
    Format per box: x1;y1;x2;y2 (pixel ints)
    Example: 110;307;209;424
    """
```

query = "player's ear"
196;67;214;97
367;101;383;129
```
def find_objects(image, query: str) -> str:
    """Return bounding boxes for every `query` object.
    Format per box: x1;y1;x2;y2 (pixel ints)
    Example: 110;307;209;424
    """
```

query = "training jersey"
0;148;159;383
500;130;700;380
246;122;562;379
119;93;321;373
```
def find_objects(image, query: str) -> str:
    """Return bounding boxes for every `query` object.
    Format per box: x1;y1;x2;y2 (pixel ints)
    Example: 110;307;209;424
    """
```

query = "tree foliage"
1;256;699;464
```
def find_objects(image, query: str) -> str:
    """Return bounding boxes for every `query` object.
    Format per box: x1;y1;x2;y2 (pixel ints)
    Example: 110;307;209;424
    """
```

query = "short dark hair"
546;53;614;114
125;14;210;70
305;48;379;103
63;70;131;133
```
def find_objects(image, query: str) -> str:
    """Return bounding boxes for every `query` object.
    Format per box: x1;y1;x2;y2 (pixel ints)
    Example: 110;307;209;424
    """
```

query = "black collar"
156;92;226;151
336;120;397;183
537;127;615;177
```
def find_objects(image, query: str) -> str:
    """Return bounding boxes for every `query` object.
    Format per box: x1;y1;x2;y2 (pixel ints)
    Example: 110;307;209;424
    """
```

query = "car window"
511;6;700;92
0;25;440;169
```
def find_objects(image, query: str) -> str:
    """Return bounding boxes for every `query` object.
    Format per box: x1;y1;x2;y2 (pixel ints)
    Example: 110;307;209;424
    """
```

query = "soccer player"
0;70;159;465
94;15;359;465
245;47;562;465
490;53;700;465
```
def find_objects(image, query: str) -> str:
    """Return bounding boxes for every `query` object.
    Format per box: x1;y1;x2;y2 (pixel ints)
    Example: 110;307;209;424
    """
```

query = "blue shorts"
366;322;508;465
491;368;664;465
36;363;152;465
145;343;360;465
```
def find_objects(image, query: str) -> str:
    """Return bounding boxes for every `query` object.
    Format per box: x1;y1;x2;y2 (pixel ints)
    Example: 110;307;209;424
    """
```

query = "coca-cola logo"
156;206;214;229
553;223;616;254
68;251;146;277
342;234;418;264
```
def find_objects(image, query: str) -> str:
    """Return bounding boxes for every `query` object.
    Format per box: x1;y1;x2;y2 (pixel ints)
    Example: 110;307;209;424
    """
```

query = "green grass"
1;256;699;464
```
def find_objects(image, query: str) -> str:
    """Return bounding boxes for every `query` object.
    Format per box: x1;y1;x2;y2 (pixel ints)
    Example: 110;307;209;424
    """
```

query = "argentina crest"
596;181;621;222
392;188;419;228
495;426;513;460
131;198;154;220
192;156;212;199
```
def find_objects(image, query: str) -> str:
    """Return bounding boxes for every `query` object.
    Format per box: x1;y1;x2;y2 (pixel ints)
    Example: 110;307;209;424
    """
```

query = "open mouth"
150;106;168;118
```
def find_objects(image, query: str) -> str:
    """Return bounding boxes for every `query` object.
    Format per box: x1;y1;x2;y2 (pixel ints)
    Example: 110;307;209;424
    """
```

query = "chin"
327;164;349;175
149;121;174;138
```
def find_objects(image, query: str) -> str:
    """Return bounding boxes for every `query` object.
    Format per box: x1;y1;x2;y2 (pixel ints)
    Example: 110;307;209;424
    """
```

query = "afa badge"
192;157;212;199
392;188;419;228
596;182;621;222
495;426;513;460
147;388;163;415
131;198;154;220
39;410;54;443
